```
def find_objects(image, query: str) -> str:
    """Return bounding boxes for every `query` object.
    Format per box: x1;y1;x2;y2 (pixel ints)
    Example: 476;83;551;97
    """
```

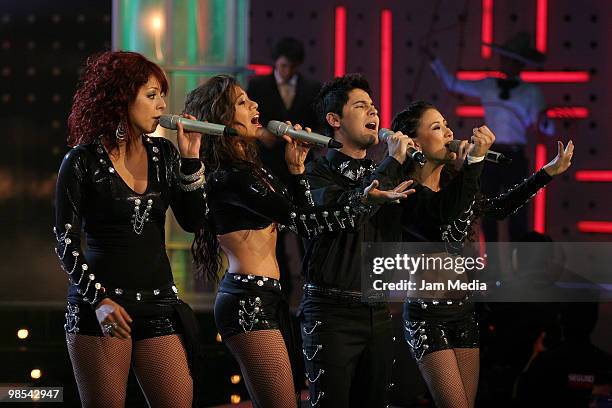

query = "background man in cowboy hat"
425;31;555;243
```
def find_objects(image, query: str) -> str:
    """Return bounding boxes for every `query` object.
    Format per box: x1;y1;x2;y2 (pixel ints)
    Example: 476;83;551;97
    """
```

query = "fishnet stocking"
132;334;193;408
66;333;132;408
66;333;193;408
418;348;479;408
224;329;297;408
454;348;479;407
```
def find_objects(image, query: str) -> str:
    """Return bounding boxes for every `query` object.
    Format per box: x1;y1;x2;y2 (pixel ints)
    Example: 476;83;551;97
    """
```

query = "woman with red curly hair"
54;51;205;407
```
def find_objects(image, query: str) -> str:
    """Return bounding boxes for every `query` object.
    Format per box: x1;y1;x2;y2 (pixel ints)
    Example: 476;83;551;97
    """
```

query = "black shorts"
64;282;185;341
214;273;283;339
403;298;480;361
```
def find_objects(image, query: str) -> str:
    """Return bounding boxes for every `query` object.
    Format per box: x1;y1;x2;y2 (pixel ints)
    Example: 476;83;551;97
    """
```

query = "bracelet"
179;161;205;182
179;176;206;192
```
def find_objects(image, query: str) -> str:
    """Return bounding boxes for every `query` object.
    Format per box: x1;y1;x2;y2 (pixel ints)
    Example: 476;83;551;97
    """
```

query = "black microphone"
447;140;512;164
267;120;343;148
159;114;238;136
378;129;427;166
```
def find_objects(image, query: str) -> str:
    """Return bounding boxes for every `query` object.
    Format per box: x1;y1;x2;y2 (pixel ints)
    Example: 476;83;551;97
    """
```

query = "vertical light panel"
536;0;548;53
533;144;548;233
481;0;493;58
380;9;392;128
334;6;347;78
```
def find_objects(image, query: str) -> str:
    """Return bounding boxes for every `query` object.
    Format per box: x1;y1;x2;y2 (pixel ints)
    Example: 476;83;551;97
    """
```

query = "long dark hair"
184;75;262;282
68;51;168;150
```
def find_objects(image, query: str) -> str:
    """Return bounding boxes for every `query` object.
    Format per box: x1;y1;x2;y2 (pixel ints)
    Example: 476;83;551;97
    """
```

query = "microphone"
159;114;238;137
378;129;427;166
267;120;343;148
447;140;512;164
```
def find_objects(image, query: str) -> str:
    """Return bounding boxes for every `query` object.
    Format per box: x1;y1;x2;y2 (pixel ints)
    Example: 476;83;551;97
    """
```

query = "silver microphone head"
446;140;463;153
378;128;394;143
159;114;179;130
266;120;290;137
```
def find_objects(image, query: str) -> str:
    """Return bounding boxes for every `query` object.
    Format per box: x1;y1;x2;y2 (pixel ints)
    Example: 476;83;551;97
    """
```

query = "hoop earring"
115;121;127;142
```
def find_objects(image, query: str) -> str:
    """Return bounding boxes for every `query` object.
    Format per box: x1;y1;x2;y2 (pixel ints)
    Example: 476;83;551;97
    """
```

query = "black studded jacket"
53;135;206;306
302;149;407;291
205;163;373;238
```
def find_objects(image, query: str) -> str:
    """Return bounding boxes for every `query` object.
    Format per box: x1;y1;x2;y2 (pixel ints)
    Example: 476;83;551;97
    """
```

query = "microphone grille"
378;128;394;143
266;120;288;136
446;140;462;153
159;114;177;130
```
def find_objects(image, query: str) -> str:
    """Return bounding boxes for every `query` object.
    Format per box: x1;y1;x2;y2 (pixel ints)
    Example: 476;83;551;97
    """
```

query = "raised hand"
176;113;201;159
543;140;574;176
283;121;313;174
468;125;496;158
386;131;417;165
362;179;416;205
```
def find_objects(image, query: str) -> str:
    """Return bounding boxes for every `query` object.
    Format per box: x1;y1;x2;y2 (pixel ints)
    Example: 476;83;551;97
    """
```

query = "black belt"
304;284;363;302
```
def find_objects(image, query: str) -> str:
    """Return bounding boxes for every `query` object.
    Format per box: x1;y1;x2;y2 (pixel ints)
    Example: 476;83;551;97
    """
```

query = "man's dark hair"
272;37;305;64
314;74;372;137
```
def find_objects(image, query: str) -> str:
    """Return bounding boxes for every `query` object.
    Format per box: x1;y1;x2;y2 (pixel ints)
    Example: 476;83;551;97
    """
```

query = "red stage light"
536;0;548;53
534;144;547;233
575;171;612;182
455;71;590;83
380;9;392;128
481;0;494;59
334;6;347;78
247;64;272;76
578;222;612;234
456;105;589;119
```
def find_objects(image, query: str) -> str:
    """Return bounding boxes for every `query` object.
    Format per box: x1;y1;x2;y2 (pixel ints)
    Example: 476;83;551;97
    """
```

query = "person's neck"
414;160;444;191
335;131;367;160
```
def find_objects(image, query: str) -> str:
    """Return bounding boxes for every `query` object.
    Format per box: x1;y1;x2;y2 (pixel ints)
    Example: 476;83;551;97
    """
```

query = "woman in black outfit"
184;75;411;407
391;101;573;408
54;51;206;407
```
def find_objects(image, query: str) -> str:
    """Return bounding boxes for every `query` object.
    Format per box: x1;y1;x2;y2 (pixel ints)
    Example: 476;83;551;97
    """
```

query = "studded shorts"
214;273;283;339
402;298;480;361
64;282;184;341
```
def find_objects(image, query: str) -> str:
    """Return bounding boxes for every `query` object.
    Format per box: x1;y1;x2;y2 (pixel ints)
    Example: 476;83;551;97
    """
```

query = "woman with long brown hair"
54;51;205;407
184;74;411;407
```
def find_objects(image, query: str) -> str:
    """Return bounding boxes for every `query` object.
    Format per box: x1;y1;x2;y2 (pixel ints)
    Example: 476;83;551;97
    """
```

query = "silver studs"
136;292;141;301
172;285;178;294
96;147;103;154
255;297;261;302
135;198;141;205
82;264;88;271
65;238;71;244
108;167;115;173
153;289;160;295
71;250;79;257
114;288;123;295
94;282;101;290
152;146;159;153
152;156;159;162
88;274;94;280
257;280;264;286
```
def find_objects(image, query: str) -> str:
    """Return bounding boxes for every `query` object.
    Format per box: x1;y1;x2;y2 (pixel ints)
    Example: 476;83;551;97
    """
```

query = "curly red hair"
67;51;169;149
